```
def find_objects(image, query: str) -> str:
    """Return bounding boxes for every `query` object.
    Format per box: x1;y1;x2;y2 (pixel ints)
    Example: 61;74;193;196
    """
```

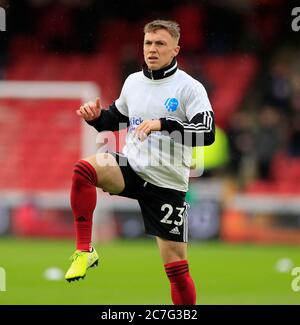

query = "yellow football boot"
65;248;99;282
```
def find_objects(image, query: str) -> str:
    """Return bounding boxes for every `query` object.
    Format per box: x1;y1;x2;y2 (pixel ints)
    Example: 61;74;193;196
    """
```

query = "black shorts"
111;152;189;242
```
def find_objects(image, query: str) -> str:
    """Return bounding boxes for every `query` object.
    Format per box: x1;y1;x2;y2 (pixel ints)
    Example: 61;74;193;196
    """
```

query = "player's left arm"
134;80;215;145
133;112;215;146
159;111;215;147
158;79;215;147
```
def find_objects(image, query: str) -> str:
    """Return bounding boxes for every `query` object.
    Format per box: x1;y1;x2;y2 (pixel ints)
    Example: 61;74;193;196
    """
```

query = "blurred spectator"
205;3;244;53
183;58;213;95
261;47;300;159
227;111;254;178
287;112;300;157
262;58;292;113
290;57;300;112
12;200;40;236
0;0;9;77
173;1;206;55
9;0;34;35
0;203;9;235
0;34;8;78
34;0;99;54
255;106;283;179
120;45;141;84
69;0;99;54
246;0;285;53
35;2;73;53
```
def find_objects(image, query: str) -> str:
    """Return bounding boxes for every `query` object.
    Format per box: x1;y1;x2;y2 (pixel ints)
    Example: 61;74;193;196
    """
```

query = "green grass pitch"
0;238;299;305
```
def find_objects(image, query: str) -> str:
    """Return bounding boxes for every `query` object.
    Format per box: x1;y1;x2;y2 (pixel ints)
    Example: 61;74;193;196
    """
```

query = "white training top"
115;69;213;192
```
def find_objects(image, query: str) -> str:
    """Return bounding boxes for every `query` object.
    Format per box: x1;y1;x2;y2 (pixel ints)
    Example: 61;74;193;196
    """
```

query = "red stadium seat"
245;153;300;195
0;100;81;191
199;54;259;128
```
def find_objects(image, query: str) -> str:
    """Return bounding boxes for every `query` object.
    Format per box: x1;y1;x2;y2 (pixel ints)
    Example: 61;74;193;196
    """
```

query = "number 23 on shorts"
160;202;188;226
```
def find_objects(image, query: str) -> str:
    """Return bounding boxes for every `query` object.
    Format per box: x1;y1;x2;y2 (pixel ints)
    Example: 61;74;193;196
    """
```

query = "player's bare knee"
81;155;97;168
95;152;119;168
82;153;123;191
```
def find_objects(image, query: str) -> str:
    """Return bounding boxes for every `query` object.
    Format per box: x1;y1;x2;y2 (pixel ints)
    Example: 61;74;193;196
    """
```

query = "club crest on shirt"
164;98;179;112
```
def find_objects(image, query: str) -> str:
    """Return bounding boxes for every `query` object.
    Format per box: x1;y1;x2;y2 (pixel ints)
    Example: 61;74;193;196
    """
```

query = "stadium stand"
1;0;299;243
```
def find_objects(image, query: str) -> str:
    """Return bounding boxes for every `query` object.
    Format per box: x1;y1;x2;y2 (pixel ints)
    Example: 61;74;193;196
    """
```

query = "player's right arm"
76;97;129;132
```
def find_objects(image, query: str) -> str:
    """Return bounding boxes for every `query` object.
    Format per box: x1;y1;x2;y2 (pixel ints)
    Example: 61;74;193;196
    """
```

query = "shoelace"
69;251;84;262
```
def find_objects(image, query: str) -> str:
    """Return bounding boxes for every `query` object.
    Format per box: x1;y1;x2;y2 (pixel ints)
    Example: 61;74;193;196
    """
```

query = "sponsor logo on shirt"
164;98;179;112
129;117;144;131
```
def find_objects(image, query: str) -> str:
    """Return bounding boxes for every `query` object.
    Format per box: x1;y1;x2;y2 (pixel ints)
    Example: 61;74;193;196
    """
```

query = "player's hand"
134;120;161;141
76;97;102;121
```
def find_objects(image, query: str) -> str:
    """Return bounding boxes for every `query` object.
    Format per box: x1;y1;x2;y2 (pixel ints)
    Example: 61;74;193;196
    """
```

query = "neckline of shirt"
142;58;178;80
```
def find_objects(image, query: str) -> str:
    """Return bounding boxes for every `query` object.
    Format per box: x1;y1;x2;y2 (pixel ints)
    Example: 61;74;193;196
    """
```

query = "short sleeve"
185;80;213;121
115;77;129;117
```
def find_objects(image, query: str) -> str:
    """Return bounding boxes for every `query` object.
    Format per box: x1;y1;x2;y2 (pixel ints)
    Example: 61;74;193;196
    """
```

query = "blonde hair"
144;20;180;42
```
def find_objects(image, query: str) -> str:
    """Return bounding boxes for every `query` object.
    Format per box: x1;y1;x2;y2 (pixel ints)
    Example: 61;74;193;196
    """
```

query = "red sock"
70;160;97;251
165;260;196;305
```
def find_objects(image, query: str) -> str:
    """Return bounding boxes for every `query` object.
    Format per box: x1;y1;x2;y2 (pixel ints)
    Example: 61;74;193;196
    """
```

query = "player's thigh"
82;153;125;194
156;237;188;264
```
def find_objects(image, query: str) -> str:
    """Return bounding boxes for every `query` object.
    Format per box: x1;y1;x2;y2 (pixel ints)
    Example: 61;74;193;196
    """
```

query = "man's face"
143;29;180;70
